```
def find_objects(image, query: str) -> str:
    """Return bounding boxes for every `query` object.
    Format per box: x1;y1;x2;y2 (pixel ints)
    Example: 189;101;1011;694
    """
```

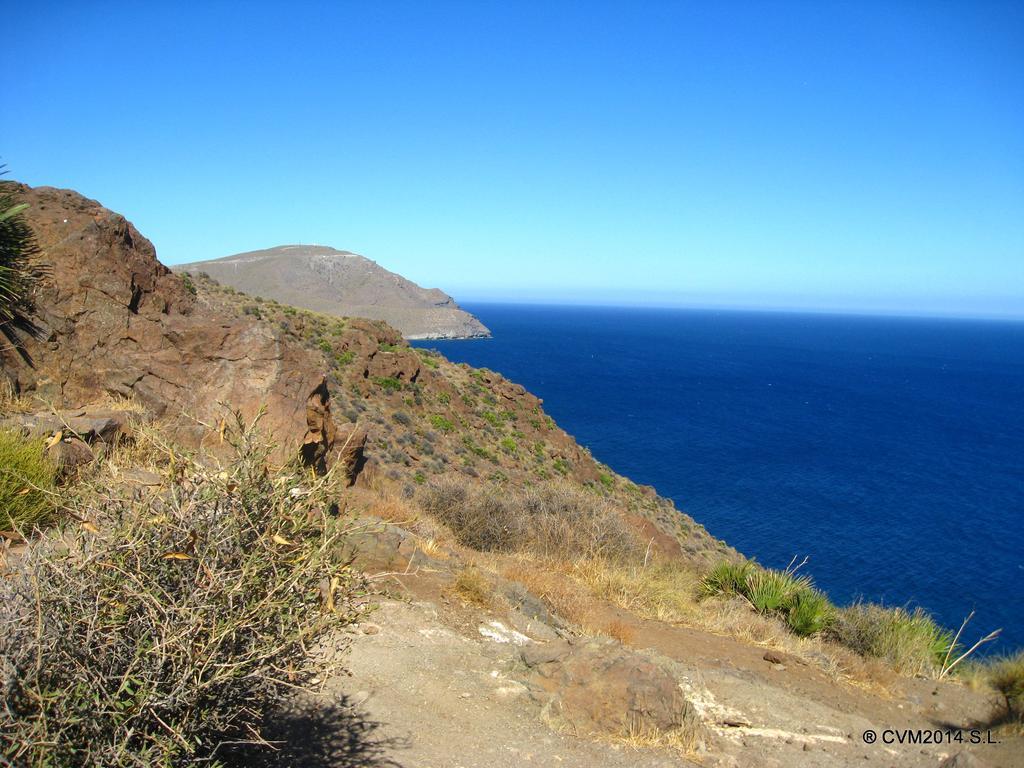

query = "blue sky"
4;1;1022;317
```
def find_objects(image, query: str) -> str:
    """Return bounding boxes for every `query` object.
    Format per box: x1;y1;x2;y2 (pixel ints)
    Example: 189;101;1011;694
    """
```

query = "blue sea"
415;304;1024;654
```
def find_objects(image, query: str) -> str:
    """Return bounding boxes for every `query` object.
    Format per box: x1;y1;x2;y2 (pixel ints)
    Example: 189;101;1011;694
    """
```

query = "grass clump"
787;589;836;637
0;412;366;767
746;569;812;614
700;559;833;638
984;651;1024;725
829;603;954;676
449;567;493;607
700;561;753;598
579;559;700;624
0;428;58;532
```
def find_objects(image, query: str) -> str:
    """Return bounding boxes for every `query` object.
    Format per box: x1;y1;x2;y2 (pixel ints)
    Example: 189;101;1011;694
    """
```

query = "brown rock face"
1;185;333;462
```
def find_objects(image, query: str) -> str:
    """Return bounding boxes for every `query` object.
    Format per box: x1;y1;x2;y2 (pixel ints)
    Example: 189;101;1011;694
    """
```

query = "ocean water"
414;304;1024;654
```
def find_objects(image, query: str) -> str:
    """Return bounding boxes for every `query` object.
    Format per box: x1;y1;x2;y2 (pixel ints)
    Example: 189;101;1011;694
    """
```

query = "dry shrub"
449;567;493;607
518;482;641;562
419;476;639;561
419;476;522;551
0;411;366;767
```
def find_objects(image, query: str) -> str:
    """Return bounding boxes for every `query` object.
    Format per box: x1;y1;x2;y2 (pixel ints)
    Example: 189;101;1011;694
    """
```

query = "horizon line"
450;298;1024;324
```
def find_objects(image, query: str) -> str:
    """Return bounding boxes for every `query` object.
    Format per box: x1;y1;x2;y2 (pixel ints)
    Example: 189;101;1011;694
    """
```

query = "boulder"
333;423;367;485
363;349;421;385
519;637;703;741
46;436;95;479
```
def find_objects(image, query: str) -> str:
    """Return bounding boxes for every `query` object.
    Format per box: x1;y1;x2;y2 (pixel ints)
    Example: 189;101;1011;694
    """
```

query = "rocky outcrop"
175;245;491;340
1;185;338;464
520;637;703;744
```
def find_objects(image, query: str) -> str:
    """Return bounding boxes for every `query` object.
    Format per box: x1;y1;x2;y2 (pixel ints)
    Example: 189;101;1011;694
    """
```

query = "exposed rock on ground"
520;637;703;743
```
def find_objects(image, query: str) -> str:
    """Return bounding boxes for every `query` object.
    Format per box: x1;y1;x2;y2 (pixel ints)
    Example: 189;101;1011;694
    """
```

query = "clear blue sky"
4;1;1022;317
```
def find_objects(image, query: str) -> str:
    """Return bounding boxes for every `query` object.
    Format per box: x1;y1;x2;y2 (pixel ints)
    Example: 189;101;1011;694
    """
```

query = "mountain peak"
175;245;489;340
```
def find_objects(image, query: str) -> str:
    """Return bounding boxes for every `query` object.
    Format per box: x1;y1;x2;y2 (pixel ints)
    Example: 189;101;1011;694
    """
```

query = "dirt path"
297;522;1023;768
322;599;692;768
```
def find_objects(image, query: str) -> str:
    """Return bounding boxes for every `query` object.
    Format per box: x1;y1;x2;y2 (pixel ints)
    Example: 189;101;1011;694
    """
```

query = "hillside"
174;244;490;340
2;183;1020;768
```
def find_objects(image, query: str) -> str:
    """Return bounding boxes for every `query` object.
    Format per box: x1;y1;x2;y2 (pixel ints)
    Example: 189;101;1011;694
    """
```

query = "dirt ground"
280;523;1023;768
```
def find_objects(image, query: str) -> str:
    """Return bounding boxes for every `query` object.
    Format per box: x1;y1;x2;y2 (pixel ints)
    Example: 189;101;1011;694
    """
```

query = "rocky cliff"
174;245;490;340
2;183;726;564
0;185;337;463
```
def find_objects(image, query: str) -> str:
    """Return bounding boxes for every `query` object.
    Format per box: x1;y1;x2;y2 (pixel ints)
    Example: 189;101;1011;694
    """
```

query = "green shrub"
699;561;753;598
787;588;835;637
830;603;953;676
373;376;402;393
429;414;455;433
499;436;517;455
335;349;355;366
0;429;58;532
180;273;197;295
480;409;503;428
415;348;441;368
701;560;831;638
0;414;365;766
746;569;812;614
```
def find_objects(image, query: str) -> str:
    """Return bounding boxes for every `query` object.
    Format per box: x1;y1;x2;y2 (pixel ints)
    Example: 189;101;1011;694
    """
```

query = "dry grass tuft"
449;567;493;607
576;558;701;624
604;618;637;645
0;379;35;414
606;715;703;756
501;556;600;631
367;491;421;527
88;391;149;415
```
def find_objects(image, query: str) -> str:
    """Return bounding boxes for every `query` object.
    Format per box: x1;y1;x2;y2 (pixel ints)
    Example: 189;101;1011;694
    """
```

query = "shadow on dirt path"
219;694;409;768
